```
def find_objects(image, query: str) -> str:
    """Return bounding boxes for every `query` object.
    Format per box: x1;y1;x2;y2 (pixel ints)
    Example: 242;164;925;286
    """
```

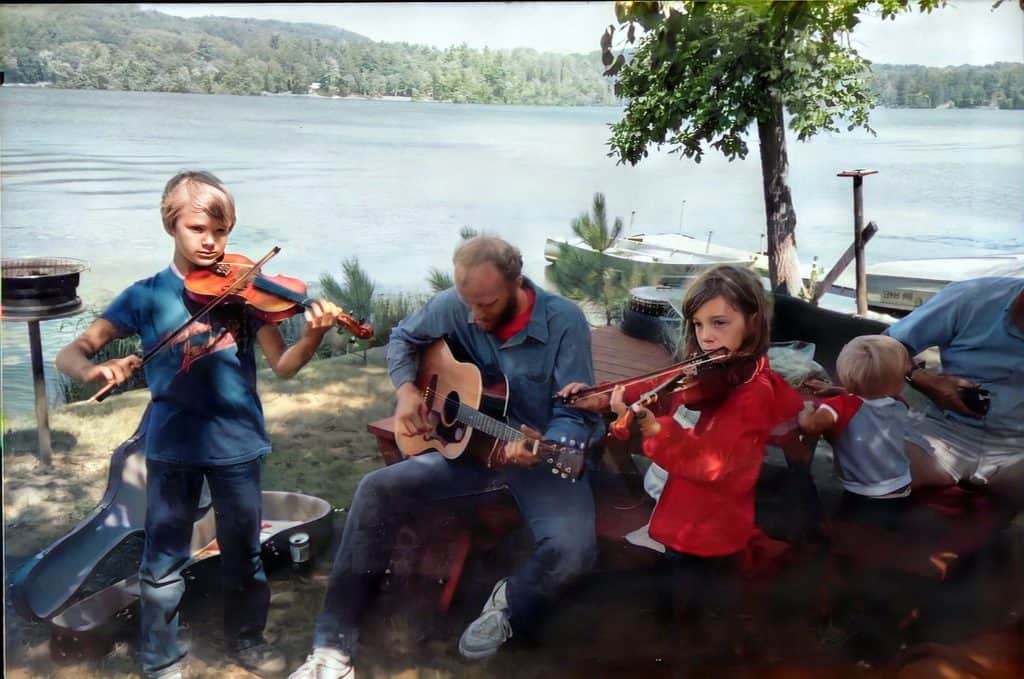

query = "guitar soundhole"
441;390;460;426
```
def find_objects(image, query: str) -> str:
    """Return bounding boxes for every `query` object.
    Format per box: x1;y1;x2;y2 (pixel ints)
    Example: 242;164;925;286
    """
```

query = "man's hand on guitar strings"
395;382;434;436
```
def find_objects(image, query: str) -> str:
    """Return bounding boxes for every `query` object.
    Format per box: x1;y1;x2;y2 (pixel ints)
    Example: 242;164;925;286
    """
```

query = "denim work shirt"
886;276;1024;436
386;278;602;446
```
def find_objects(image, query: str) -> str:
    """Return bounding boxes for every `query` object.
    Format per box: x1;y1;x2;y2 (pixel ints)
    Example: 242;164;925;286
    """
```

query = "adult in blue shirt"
887;277;1024;512
290;236;603;679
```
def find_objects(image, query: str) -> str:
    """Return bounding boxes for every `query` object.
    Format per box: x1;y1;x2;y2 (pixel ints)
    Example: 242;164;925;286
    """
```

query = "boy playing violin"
56;170;344;679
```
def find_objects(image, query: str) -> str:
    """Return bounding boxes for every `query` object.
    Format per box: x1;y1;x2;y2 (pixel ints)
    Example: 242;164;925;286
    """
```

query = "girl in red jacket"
611;264;804;642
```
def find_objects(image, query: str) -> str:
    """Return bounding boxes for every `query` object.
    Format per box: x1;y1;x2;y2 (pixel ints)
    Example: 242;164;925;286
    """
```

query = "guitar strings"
420;387;525;442
418;386;588;476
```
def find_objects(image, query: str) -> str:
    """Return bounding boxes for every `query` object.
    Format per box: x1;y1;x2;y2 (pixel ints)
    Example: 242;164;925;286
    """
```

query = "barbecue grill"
2;257;89;464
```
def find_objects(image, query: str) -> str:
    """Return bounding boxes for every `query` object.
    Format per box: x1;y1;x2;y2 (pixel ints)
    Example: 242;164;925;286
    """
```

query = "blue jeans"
139;457;269;675
312;452;597;653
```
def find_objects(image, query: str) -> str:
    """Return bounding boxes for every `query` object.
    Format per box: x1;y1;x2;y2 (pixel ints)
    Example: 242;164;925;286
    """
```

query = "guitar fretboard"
423;388;524;442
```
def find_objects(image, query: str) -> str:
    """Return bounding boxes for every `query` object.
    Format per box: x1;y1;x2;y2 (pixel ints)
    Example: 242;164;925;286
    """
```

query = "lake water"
2;87;1022;420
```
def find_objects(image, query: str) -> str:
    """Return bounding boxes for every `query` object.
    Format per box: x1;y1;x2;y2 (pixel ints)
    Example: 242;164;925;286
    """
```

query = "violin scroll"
334;310;374;340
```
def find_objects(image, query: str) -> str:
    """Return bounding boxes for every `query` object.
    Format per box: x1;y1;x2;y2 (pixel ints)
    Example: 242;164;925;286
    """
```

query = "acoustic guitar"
394;339;588;481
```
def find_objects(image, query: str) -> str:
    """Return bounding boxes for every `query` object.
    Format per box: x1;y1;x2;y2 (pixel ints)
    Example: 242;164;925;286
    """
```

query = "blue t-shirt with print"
101;265;271;466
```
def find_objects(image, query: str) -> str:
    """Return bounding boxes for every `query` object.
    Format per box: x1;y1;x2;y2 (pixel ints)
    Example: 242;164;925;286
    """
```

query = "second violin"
184;252;374;339
560;348;759;440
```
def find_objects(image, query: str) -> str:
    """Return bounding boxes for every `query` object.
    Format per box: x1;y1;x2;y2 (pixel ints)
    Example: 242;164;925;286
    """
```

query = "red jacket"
643;357;803;557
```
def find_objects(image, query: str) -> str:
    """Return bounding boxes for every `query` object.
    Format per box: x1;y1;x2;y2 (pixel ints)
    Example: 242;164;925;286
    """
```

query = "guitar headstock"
538;437;588;482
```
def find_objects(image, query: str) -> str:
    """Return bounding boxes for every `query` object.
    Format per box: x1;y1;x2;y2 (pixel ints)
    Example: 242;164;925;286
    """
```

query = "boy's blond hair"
161;170;236;233
836;334;909;399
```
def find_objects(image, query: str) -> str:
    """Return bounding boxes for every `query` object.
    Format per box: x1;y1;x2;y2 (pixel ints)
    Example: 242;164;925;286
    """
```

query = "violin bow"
560;347;730;413
91;246;281;403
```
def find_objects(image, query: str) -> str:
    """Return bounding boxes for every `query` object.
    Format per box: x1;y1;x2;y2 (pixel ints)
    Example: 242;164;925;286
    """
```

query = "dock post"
837;169;878;315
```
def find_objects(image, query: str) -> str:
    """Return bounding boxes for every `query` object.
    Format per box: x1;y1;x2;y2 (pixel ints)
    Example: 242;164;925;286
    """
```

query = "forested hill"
870;63;1024;109
1;4;1021;109
0;4;617;105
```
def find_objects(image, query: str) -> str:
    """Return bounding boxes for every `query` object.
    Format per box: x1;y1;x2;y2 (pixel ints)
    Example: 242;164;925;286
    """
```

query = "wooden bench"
365;326;675;611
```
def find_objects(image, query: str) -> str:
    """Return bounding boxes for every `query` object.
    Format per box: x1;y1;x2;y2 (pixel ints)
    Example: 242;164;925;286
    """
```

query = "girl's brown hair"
160;170;236;233
679;264;771;358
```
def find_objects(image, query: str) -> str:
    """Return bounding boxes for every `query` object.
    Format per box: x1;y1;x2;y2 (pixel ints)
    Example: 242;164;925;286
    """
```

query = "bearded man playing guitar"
290;236;603;679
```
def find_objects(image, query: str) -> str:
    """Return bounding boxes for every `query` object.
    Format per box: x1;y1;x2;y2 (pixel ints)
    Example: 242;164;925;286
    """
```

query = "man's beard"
494;291;520;330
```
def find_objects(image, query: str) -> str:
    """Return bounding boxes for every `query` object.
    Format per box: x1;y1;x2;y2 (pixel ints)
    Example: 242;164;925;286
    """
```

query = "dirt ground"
5;354;1024;678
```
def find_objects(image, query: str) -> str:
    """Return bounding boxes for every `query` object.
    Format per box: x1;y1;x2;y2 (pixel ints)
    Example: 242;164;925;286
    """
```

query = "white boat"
546;231;1023;316
544;232;768;278
830;253;1024;314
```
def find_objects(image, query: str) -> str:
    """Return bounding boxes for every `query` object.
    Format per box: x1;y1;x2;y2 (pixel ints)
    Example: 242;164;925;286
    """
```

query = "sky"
141;1;1024;67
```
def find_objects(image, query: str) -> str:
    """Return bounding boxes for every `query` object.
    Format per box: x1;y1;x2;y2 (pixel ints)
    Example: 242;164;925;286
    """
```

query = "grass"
3;353;395;679
4;353;1024;679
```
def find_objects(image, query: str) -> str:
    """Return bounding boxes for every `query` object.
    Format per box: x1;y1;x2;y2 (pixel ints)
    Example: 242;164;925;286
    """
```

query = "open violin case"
8;404;333;657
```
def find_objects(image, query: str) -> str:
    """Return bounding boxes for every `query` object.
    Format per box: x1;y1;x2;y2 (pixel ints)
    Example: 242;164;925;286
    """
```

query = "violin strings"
582;350;728;397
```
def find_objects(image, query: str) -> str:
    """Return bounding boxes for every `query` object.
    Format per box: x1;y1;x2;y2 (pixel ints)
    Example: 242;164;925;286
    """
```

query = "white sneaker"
287;648;354;679
458;578;512;660
480;578;509;614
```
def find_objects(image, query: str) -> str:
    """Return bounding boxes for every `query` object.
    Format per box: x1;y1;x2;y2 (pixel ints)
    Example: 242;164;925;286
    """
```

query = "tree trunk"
757;98;803;296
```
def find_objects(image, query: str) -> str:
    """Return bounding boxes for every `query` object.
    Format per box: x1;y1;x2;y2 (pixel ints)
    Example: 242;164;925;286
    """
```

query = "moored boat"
547;231;1023;317
544;232;766;278
831;253;1024;315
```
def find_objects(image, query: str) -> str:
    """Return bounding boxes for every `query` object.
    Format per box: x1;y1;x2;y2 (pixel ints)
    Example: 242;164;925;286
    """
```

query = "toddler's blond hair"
836;334;909;399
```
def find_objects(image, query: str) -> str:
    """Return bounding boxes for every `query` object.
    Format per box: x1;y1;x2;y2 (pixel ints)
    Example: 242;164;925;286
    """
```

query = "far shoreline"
2;83;1017;111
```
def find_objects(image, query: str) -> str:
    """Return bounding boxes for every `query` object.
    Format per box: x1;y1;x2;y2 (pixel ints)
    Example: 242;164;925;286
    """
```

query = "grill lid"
2;257;88;321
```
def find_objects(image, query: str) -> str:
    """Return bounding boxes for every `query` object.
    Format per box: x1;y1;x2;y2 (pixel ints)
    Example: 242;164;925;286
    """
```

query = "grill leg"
28;320;53;465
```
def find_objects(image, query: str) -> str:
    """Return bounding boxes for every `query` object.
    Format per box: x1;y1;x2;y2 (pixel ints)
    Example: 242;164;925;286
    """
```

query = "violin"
92;247;372;404
184;253;374;339
559;348;759;440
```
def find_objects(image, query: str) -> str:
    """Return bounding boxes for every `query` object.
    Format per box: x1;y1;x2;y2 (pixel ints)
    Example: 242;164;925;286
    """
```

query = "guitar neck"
453;400;524;443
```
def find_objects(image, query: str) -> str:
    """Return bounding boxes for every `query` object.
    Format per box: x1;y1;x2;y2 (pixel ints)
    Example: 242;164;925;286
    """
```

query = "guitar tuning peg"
560;436;567;443
551;468;558;475
569;439;576;446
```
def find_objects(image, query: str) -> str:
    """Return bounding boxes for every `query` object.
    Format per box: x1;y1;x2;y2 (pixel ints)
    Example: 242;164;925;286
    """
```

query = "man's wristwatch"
905;360;926;385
